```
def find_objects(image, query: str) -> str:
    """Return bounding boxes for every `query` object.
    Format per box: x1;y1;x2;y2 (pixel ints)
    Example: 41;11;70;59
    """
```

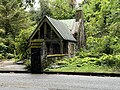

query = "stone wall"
68;42;76;58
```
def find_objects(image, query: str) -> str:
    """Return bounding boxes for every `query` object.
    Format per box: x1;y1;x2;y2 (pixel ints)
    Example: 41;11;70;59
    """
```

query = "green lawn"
46;64;120;73
44;56;118;73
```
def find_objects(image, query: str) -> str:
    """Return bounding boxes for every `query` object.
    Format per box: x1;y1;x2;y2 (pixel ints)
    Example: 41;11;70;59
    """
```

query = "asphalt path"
0;61;26;71
0;73;120;90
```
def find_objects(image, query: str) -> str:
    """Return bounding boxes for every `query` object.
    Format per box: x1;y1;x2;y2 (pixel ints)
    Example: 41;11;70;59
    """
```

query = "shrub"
25;60;31;70
81;57;98;65
0;54;4;59
114;55;120;68
0;43;7;54
96;54;120;67
76;48;102;58
57;61;68;66
6;53;15;59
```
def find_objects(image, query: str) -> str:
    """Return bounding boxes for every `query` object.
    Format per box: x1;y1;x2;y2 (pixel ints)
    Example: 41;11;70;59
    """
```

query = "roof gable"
29;16;76;42
46;16;76;42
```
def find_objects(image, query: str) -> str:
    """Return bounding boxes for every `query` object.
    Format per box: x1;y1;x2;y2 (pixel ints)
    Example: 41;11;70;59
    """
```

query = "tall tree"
69;0;76;9
39;0;51;17
83;0;120;38
0;0;32;57
16;0;35;8
50;0;75;19
0;0;31;39
82;0;120;54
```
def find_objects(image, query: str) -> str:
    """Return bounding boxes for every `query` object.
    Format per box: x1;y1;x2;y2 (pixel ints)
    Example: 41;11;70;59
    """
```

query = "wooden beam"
38;29;40;39
30;19;44;40
46;39;60;42
46;19;63;40
44;22;47;39
50;28;52;39
50;42;53;54
60;40;63;54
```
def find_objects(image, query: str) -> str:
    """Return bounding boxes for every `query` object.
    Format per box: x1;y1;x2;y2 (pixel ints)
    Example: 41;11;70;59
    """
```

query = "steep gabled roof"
46;16;76;42
29;16;76;42
60;19;75;31
60;19;80;35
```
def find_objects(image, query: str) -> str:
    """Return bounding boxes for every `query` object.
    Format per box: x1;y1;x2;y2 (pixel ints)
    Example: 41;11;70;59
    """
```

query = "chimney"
75;9;83;22
75;9;86;49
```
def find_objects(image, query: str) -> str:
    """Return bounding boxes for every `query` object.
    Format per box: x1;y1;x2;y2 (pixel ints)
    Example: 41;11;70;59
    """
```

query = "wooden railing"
47;54;68;60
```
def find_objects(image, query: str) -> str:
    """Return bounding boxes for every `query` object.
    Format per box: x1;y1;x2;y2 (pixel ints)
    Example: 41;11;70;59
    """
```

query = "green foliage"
28;0;52;23
4;38;15;54
15;26;35;59
29;0;75;23
83;0;120;37
39;0;51;17
24;60;31;70
0;54;4;59
0;29;5;36
76;49;101;58
0;0;33;59
0;0;31;38
0;43;7;54
86;36;120;55
56;58;71;66
29;8;41;23
6;53;15;59
96;54;120;67
50;0;75;19
16;0;35;7
48;54;120;73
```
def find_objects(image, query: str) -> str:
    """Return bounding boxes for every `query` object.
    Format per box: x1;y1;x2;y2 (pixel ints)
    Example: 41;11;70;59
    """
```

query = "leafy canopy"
50;0;75;19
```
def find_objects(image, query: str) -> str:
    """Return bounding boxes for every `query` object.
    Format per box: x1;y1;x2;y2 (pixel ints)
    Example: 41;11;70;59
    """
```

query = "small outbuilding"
28;10;86;73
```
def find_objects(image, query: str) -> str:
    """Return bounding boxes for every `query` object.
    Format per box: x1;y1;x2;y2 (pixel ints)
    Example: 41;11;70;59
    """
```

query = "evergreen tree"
50;0;75;19
82;0;120;54
0;0;32;58
39;0;51;17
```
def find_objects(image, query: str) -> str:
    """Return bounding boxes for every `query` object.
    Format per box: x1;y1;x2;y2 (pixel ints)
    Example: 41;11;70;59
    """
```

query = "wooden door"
31;48;41;73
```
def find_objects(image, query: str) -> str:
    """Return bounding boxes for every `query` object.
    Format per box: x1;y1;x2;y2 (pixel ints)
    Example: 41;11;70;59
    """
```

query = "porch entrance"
30;39;44;73
31;48;41;73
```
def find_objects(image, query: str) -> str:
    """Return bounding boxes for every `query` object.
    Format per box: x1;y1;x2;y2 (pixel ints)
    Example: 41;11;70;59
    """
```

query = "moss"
47;54;67;57
31;39;44;43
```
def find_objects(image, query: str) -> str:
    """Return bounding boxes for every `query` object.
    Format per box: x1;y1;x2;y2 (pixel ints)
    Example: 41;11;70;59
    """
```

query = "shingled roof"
46;16;76;42
29;16;76;42
60;19;75;31
60;19;79;35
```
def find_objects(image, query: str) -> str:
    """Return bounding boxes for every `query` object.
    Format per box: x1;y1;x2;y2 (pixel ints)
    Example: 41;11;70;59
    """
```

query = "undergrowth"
46;52;120;73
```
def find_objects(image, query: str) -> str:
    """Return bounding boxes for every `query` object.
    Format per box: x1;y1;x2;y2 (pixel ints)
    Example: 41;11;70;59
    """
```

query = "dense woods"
0;0;120;72
0;0;33;59
81;0;120;62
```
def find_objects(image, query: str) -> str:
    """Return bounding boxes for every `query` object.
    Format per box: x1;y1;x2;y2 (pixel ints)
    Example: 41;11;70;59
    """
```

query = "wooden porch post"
44;22;47;39
30;40;44;73
60;40;63;54
38;29;40;39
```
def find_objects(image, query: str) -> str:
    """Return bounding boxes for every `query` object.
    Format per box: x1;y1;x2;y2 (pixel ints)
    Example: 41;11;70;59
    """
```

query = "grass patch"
47;64;116;73
45;54;120;73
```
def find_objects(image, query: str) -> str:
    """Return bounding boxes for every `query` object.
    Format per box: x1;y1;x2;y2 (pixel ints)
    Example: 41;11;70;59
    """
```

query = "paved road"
0;73;120;90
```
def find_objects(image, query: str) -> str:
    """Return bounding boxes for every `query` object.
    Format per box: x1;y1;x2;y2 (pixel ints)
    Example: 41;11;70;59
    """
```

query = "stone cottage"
28;10;86;73
29;10;85;57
